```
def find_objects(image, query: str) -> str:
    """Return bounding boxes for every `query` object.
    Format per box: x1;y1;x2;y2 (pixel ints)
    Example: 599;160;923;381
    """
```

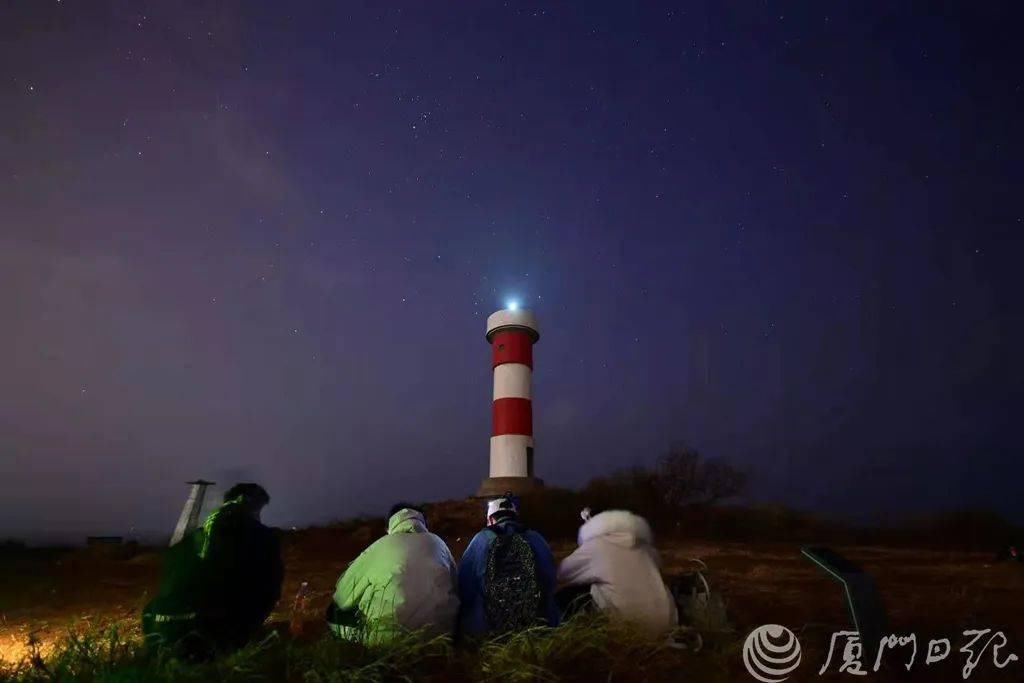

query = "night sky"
2;2;1021;542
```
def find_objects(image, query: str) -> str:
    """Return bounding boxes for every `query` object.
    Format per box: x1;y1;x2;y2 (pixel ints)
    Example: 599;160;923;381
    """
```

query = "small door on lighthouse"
526;446;535;476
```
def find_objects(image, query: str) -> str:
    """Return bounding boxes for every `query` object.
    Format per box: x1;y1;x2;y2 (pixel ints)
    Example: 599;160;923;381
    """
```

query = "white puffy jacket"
557;510;678;633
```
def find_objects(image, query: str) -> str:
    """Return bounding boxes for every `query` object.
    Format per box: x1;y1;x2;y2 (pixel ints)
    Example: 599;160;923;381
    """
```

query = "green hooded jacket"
142;498;282;651
329;508;459;644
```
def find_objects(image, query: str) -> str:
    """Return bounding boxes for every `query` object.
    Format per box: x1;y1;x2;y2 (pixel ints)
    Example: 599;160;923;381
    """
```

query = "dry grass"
0;616;737;683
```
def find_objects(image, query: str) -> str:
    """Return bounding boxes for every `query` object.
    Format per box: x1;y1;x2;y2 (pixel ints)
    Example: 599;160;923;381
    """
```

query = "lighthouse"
477;306;544;497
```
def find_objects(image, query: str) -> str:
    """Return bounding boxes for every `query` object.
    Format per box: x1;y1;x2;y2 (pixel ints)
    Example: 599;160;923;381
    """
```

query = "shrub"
656;446;747;508
576;447;748;533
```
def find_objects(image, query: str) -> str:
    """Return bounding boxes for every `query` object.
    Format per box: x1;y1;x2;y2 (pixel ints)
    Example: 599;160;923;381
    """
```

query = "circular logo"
742;624;802;683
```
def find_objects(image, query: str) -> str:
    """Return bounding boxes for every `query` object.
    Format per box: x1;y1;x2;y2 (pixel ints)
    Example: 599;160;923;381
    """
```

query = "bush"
656;446;747;508
580;467;665;520
576;447;748;534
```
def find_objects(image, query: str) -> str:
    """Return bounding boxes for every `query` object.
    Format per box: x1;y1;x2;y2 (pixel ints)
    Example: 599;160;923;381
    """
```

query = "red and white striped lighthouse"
477;307;544;497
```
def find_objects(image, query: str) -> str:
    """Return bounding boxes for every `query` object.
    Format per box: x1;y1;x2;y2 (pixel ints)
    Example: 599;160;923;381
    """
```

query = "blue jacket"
456;519;560;638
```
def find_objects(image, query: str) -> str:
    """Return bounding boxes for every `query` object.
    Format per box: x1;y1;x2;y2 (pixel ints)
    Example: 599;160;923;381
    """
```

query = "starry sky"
1;1;1021;542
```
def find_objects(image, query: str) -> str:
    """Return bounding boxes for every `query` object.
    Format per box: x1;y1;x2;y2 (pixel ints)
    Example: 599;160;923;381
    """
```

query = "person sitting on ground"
327;503;459;644
556;506;678;634
457;493;559;639
142;483;284;658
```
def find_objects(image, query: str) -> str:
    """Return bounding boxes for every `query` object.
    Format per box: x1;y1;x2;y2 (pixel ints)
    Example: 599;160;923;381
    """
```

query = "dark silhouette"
656;446;748;508
141;483;283;658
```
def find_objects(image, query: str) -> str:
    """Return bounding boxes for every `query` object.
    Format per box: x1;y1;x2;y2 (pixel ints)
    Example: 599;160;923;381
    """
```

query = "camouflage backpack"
484;530;543;633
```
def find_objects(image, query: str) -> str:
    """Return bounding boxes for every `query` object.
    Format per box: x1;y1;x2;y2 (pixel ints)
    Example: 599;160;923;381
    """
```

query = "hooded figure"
557;509;678;634
457;495;559;638
328;505;459;644
142;483;283;658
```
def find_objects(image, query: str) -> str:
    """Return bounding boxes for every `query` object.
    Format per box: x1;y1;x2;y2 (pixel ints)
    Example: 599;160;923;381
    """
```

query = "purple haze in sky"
1;2;1021;541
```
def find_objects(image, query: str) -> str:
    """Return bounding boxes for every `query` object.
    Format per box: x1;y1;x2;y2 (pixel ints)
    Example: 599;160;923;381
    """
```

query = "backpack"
483;530;543;633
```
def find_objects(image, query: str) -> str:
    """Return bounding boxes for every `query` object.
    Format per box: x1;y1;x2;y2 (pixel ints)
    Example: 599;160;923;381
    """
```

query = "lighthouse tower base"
477;475;545;498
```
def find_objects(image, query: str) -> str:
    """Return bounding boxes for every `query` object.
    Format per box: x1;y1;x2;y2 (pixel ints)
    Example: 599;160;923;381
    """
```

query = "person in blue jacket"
457;493;560;639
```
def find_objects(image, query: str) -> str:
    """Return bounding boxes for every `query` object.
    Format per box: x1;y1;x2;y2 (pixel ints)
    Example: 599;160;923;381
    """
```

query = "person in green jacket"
142;483;283;658
327;503;459;645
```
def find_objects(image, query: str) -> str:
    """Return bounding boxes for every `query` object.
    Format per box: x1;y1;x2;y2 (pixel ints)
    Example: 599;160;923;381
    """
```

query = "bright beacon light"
506;300;520;311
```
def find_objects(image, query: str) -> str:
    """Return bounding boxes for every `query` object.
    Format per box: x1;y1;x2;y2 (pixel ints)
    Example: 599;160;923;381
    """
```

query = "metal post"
169;480;215;546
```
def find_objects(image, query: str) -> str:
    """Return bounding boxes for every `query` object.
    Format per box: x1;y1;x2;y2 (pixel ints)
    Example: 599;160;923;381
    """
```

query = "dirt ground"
2;505;1023;681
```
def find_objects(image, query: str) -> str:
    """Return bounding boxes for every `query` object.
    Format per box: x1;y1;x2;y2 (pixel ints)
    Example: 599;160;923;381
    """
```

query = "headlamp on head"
486;492;519;521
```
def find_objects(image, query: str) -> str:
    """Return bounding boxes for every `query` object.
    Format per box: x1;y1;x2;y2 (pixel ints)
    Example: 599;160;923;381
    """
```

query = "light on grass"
0;636;55;666
0;615;702;682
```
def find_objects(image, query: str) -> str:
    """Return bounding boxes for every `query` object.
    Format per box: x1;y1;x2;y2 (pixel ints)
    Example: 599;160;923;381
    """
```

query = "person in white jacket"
556;508;678;634
327;504;459;644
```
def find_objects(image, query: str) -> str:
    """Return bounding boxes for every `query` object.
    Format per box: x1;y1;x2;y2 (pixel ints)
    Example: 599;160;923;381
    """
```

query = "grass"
6;492;1020;682
0;615;737;683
